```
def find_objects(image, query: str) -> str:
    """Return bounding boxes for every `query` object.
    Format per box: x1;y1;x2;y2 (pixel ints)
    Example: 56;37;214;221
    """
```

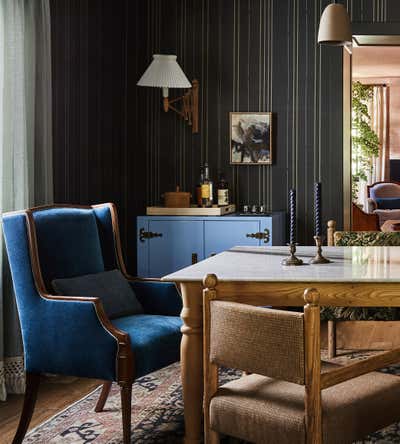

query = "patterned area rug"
24;354;400;443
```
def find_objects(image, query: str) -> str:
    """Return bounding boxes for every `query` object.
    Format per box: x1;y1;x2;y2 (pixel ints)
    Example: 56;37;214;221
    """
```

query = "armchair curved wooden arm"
23;208;135;444
106;202;182;314
25;209;134;379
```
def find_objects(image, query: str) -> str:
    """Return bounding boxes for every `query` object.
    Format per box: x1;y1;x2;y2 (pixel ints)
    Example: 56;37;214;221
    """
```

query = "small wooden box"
162;187;191;208
146;204;236;216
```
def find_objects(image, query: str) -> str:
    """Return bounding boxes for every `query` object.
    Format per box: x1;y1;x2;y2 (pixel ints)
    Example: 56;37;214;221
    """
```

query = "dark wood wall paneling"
50;0;400;273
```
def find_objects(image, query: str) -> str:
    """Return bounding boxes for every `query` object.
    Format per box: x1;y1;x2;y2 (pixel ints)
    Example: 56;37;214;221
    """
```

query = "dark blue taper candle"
289;188;296;244
314;182;322;237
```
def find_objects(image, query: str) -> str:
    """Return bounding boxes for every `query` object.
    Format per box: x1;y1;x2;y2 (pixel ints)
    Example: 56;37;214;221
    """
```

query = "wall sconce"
318;3;352;47
137;54;199;133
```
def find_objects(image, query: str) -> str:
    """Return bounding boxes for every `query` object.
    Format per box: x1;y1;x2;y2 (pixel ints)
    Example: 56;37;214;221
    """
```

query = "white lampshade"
137;54;192;89
318;3;352;46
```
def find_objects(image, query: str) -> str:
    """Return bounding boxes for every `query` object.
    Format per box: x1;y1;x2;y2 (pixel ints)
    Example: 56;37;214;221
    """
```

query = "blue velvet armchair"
2;203;183;444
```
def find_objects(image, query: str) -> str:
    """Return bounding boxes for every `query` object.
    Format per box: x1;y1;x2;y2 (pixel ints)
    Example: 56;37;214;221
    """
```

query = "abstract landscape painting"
230;112;272;165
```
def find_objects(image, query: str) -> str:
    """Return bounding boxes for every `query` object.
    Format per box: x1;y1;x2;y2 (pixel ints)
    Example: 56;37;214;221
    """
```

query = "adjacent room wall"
50;0;400;273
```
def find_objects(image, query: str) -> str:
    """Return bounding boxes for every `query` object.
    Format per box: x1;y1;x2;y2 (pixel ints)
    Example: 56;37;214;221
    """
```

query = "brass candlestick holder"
282;243;304;266
309;235;331;264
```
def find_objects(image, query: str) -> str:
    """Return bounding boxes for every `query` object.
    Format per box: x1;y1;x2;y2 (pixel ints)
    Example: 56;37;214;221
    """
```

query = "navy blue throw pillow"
375;197;400;210
52;269;144;319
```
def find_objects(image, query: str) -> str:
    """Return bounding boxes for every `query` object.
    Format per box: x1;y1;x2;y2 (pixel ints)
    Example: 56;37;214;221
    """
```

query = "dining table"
162;245;400;444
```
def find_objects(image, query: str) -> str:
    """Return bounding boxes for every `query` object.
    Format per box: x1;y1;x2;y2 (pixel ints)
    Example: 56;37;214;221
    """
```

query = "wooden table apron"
179;279;400;444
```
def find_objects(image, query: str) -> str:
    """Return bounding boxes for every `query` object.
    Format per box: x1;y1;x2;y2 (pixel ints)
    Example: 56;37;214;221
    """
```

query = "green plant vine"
352;81;380;201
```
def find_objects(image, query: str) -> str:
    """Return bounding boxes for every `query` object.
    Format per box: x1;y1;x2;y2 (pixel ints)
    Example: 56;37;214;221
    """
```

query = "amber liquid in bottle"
201;163;213;207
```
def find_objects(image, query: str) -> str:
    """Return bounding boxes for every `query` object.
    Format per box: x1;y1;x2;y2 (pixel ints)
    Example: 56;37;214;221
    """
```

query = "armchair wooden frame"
13;203;169;444
202;273;400;444
348;182;400;232
367;180;400;197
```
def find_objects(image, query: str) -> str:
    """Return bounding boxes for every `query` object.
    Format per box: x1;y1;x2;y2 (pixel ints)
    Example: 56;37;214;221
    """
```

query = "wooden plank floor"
0;375;101;443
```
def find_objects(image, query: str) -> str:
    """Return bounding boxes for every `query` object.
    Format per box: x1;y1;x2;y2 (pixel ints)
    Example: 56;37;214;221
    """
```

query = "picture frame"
230;112;272;165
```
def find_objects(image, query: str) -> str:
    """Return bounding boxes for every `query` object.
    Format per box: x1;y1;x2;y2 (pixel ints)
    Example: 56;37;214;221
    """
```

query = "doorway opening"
343;35;400;230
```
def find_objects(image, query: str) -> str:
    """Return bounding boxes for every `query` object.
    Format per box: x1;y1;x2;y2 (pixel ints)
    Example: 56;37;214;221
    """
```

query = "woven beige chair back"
209;301;305;385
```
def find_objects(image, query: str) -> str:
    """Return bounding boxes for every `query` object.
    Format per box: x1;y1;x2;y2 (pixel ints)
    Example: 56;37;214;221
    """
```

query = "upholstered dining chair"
327;221;400;247
2;203;183;444
326;220;400;358
203;274;400;444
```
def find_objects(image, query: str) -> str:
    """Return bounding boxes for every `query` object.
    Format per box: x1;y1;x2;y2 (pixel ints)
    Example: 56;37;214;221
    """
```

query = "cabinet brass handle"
139;228;163;242
246;228;270;243
192;253;198;264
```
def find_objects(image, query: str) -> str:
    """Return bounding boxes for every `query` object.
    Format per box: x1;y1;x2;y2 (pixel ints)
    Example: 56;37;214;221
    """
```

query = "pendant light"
318;3;352;46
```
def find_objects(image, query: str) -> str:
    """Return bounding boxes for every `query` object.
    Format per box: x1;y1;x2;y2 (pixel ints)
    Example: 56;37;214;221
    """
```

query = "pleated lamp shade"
137;54;191;89
317;3;352;46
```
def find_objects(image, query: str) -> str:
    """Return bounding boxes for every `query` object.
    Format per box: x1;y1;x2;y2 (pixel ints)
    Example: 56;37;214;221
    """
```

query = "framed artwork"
230;112;272;165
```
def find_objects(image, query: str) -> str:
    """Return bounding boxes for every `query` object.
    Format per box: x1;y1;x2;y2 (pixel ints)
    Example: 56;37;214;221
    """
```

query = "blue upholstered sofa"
2;203;183;444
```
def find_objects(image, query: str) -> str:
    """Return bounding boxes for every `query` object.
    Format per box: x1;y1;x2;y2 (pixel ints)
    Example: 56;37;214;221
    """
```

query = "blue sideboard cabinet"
137;212;285;278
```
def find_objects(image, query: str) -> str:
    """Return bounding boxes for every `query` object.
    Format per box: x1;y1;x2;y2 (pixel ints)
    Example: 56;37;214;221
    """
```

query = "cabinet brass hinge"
246;228;270;243
139;228;163;242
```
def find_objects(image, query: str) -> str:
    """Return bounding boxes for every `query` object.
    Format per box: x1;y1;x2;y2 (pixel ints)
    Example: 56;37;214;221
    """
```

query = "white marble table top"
162;246;400;283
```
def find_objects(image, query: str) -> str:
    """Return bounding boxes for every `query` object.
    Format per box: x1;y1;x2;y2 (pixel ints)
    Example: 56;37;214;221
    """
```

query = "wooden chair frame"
367;180;400;198
202;273;400;444
13;203;175;444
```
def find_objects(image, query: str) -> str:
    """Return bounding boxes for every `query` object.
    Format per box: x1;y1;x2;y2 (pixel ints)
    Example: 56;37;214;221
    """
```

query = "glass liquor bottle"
196;167;204;207
217;172;229;206
201;163;213;207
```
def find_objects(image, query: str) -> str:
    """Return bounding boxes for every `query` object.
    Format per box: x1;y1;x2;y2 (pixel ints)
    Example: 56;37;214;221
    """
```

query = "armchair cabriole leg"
120;383;132;444
95;381;112;412
12;373;41;444
116;332;134;443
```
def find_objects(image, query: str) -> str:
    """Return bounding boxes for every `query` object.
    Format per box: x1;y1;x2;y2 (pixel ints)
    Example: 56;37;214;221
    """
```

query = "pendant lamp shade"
317;3;352;46
137;54;192;89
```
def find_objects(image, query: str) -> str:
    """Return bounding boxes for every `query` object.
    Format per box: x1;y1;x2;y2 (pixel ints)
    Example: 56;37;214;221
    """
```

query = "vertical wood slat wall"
50;0;400;273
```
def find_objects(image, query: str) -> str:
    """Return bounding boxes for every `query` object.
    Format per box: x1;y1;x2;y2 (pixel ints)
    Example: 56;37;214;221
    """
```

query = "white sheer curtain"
370;85;390;183
0;0;52;400
356;85;389;210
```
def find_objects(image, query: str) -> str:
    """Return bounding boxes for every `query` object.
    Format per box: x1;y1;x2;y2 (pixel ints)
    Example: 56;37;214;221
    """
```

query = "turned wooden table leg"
180;282;204;444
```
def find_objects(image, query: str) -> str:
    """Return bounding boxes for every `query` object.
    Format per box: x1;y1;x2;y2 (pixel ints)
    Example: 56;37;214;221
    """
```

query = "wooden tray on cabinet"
146;204;236;216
